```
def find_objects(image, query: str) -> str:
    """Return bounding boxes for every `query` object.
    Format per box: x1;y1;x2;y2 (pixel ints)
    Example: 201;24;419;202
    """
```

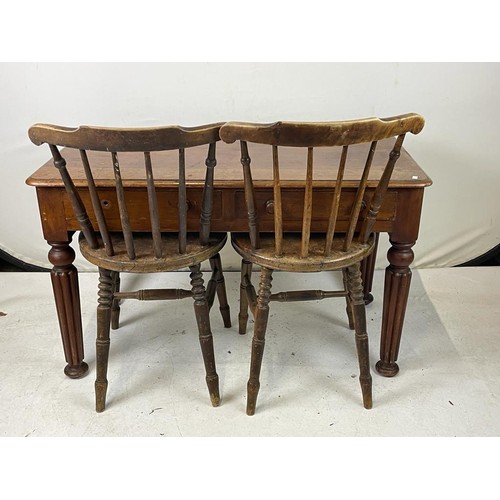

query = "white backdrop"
1;62;499;270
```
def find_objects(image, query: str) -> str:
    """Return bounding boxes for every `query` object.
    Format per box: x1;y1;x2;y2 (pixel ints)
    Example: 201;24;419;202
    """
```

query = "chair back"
28;123;223;260
220;114;424;257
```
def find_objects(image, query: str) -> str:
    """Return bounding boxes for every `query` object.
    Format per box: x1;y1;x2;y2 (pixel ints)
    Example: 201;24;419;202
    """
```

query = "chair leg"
346;263;373;409
111;271;121;330
95;268;113;412
342;269;355;330
190;264;220;407
238;259;253;335
247;266;273;416
209;253;231;328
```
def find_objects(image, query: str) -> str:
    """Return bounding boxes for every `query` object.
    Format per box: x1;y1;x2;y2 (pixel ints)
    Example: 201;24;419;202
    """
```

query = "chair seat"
80;232;228;273
231;232;375;272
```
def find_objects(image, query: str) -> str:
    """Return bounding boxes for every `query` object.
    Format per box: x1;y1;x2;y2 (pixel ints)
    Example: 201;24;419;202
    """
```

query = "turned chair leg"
342;268;355;330
346;263;373;409
238;259;253;335
190;264;220;407
95;268;113;412
209;253;231;328
111;271;121;330
247;267;273;416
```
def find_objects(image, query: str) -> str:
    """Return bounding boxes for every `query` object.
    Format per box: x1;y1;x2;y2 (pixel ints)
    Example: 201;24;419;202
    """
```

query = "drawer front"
61;187;397;233
233;188;398;232
65;188;223;231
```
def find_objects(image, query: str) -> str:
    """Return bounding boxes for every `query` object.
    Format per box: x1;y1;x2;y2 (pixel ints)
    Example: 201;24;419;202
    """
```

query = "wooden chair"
28;122;231;412
220;113;425;415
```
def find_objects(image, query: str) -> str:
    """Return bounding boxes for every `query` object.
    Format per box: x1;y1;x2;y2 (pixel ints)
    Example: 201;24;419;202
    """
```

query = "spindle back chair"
220;113;425;415
28;122;231;412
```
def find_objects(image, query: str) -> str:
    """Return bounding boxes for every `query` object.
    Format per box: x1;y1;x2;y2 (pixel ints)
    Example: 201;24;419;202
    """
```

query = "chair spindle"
272;145;283;256
241;141;260;249
49;144;98;249
144;152;163;258
80;149;114;256
200;142;216;245
343;141;377;251
324;145;348;256
111;152;135;260
300;147;314;258
359;134;406;244
178;148;187;254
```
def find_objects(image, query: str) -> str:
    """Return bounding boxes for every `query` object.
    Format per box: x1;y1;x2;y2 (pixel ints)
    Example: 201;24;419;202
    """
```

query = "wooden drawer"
233;188;398;232
65;187;223;231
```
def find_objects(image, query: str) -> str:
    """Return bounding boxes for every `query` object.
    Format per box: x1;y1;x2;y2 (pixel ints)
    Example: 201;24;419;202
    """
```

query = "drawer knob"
265;200;274;214
177;200;192;210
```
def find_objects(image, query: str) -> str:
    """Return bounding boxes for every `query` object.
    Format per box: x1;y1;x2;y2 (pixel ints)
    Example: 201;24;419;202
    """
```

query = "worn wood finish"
110;271;121;330
343;141;376;250
240;141;260;249
325;145;348;256
190;263;220;407
301;148;314;258
113;288;192;300
27;132;432;382
29;122;223;151
178;148;187;254
231;232;375;272
28;139;430;190
272;146;283;256
270;290;347;301
28;122;231;411
347;262;373;409
95;267;113;413
200;143;217;245
144;152;162;258
207;253;231;328
112;151;136;260
342;268;355;330
218;114;424;147
221;114;424;414
48;145;98;249
80;150;114;256
79;232;228;273
360;232;380;305
238;259;253;335
359;134;406;243
246;267;273;416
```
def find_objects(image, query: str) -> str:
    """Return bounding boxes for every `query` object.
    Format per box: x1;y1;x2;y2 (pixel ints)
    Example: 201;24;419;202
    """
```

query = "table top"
27;139;432;190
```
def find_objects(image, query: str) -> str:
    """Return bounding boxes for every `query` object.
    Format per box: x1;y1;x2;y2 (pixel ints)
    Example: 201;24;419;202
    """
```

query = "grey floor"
0;267;499;437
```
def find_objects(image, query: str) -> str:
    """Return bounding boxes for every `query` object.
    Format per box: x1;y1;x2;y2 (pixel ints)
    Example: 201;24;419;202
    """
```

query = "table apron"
35;186;424;240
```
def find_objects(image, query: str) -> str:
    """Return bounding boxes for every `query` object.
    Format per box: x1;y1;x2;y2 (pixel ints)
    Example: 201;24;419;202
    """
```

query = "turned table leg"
375;239;415;377
48;238;88;379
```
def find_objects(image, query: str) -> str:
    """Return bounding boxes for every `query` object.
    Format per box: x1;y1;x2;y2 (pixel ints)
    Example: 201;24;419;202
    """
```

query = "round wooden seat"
80;232;228;273
231;232;375;272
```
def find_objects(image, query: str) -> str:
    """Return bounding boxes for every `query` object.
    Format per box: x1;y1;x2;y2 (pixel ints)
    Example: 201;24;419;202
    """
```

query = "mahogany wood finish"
28;122;231;412
48;237;88;378
27;125;432;386
220;114;425;415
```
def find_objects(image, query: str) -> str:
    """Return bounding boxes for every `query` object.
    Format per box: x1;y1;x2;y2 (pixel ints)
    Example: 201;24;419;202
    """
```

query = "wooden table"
26;140;432;379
